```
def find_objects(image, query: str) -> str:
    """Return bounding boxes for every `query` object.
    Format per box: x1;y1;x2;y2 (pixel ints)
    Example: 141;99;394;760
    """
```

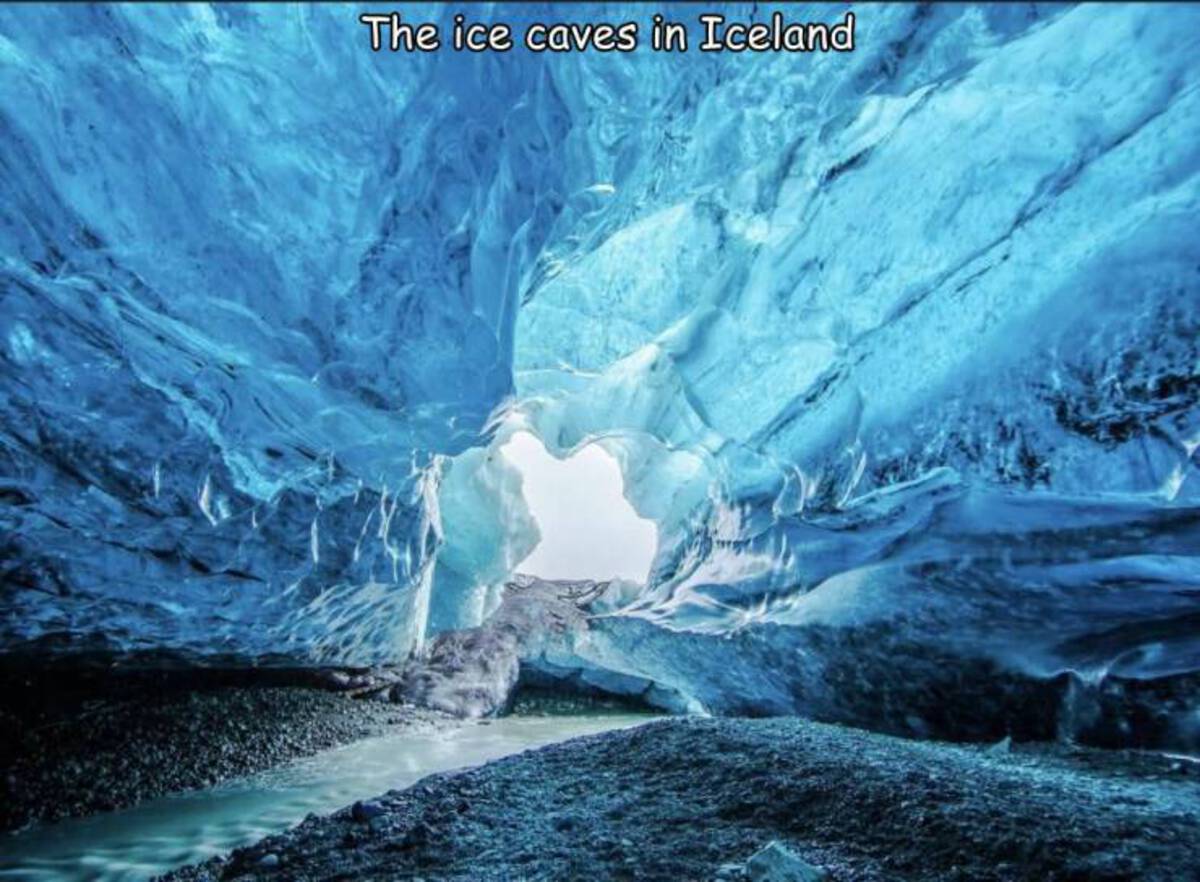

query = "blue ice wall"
507;2;1200;676
1;1;1198;689
0;4;567;660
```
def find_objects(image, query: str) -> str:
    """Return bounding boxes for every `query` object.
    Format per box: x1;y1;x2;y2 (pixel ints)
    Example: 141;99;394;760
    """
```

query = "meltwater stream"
1;714;653;882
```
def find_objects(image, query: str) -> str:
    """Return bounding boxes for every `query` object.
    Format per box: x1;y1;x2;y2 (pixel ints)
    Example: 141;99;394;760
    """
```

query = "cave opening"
498;430;658;584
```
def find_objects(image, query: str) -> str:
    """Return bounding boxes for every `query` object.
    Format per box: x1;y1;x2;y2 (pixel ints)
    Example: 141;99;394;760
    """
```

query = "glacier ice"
1;3;1198;744
0;3;557;661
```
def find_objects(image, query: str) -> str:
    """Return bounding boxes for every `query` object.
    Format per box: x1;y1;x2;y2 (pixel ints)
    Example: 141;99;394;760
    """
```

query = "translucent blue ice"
1;0;1198;721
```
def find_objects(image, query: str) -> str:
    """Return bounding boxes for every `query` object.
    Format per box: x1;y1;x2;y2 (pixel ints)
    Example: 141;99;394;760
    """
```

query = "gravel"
159;716;1200;881
1;678;448;831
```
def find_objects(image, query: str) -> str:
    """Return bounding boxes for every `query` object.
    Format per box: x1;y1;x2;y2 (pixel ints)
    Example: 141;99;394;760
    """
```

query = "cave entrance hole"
499;431;658;584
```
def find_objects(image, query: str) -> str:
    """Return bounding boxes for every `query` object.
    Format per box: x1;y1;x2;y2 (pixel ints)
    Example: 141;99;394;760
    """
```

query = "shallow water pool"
1;714;653;882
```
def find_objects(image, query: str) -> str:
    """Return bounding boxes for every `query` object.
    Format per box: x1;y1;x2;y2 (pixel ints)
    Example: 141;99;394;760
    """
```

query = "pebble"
745;841;827;882
352;800;387;822
4;685;449;832
403;821;431;848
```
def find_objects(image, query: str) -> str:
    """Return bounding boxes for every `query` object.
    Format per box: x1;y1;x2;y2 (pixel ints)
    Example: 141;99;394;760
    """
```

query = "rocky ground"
0;664;449;831
160;716;1199;882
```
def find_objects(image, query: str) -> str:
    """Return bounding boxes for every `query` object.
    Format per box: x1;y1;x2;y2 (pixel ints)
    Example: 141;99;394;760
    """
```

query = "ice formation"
1;4;1198;743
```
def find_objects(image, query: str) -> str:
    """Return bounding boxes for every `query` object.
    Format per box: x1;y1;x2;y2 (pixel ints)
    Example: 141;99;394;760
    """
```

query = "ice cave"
1;3;1198;880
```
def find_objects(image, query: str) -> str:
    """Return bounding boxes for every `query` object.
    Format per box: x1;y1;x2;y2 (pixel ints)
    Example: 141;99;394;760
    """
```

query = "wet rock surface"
0;664;448;832
390;627;521;718
160;716;1200;882
392;577;639;718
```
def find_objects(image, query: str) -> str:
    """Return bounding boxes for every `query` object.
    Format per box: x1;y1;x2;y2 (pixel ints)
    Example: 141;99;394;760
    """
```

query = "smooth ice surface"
0;715;653;882
1;2;1198;718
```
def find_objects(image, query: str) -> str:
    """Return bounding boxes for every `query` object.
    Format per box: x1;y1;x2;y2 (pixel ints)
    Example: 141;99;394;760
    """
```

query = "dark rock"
402;821;431;849
745;841;826;882
352;800;387;823
391;628;520;719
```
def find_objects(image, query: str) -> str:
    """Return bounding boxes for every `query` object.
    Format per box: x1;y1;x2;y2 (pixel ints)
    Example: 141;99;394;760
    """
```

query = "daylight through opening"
499;431;658;583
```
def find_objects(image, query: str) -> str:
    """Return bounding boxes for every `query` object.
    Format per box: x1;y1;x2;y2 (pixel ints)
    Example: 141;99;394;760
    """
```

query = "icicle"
836;445;867;510
353;507;376;563
198;474;218;526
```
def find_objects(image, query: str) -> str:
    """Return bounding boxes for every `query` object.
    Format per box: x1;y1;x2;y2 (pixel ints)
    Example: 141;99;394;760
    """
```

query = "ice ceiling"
1;3;1198;737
